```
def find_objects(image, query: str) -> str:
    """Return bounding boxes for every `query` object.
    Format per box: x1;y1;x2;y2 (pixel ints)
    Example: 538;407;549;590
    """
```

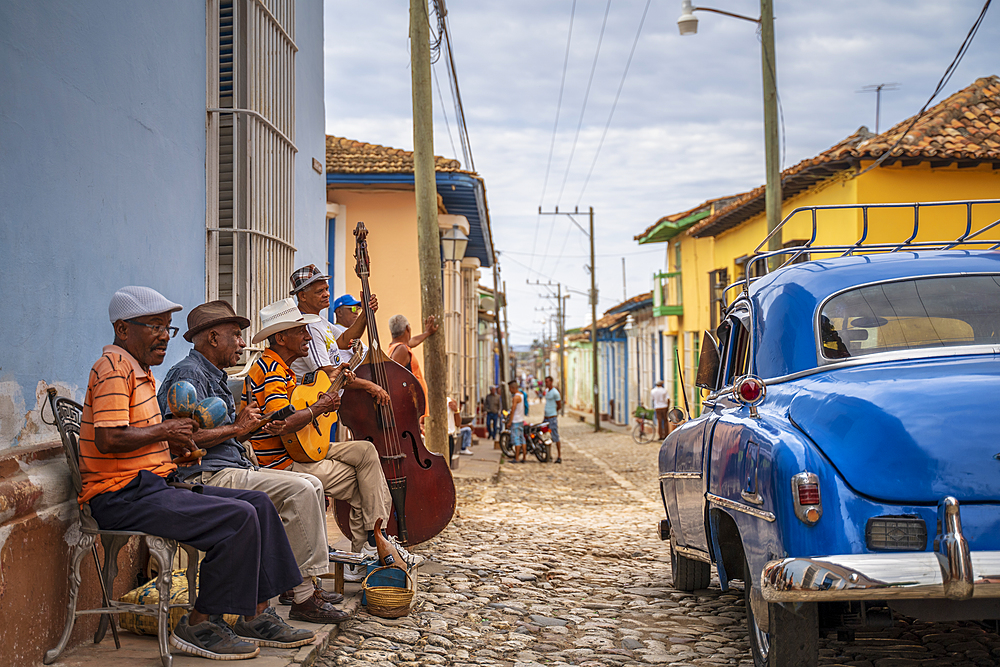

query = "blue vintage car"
658;200;1000;666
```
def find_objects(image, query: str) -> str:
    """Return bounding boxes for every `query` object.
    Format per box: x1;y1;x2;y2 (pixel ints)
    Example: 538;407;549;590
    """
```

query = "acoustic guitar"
282;341;364;463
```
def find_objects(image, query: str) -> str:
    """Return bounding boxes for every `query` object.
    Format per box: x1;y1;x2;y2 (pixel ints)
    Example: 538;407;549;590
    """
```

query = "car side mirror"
667;407;686;424
696;331;721;390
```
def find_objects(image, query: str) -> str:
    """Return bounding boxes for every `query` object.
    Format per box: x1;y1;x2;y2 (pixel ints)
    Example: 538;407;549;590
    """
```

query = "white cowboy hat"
251;297;322;344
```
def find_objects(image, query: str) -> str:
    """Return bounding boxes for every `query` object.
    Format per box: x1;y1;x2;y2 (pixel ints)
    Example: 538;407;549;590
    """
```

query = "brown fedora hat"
184;300;251;342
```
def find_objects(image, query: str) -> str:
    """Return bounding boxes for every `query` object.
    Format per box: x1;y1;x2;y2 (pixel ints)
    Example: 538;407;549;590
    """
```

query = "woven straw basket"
361;565;414;618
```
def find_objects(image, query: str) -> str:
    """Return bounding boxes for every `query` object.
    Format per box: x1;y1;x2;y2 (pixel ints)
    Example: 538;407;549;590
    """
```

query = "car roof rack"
722;199;1000;306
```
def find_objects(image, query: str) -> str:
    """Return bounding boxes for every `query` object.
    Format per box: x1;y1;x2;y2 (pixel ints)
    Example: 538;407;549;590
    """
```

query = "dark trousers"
89;470;301;616
655;407;669;440
486;412;500;439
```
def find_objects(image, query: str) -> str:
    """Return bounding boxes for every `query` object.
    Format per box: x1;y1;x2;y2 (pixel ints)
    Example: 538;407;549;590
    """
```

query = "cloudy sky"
323;0;999;345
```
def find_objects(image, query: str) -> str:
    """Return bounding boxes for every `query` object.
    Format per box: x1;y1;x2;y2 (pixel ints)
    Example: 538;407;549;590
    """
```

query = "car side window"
719;311;752;387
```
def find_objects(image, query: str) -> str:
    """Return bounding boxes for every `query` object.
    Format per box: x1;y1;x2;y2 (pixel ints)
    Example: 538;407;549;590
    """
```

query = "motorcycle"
498;418;552;463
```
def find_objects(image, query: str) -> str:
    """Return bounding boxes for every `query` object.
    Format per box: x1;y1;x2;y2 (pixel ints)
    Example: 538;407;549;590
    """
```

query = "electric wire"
574;0;652;206
530;0;577;276
856;0;991;177
432;64;459;163
554;0;614;205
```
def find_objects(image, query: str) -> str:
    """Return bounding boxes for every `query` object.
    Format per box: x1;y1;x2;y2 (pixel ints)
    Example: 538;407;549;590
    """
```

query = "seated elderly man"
80;287;308;661
157;300;349;625
242;298;425;580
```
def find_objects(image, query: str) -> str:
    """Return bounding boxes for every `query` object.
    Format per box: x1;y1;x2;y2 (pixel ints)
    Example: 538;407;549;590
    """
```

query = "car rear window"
819;274;1000;359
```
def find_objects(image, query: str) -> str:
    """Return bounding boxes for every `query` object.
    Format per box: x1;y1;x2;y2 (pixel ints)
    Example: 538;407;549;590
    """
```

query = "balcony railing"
652;270;682;317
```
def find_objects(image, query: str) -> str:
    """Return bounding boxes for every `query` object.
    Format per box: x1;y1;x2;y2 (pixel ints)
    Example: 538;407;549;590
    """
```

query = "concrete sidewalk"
451;438;502;481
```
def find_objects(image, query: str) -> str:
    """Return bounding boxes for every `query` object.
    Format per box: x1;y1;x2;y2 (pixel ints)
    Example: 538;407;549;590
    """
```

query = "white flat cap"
109;286;183;323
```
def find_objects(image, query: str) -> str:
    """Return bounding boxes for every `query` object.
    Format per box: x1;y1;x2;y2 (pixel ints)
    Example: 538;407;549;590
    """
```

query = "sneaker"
344;563;367;582
170;614;260;660
386;534;426;569
460;449;474;456
233;607;315;648
289;594;352;624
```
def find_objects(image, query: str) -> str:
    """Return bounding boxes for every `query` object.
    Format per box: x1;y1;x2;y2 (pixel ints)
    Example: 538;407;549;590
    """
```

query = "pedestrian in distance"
484;386;502;441
506;379;527;463
650;380;671;440
543;376;562;463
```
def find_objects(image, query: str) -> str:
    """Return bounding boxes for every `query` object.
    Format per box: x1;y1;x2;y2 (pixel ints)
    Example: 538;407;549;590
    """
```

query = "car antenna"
675;347;693;417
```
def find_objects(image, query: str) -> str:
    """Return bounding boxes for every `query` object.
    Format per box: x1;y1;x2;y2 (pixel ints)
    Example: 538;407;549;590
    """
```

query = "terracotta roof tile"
326;135;463;174
689;75;1000;238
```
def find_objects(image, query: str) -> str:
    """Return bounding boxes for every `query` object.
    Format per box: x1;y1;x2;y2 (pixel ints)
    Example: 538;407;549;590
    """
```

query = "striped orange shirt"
79;345;176;503
242;348;297;470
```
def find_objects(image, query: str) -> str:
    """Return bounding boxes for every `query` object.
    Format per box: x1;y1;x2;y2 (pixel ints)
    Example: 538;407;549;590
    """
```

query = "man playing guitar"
243;298;425;579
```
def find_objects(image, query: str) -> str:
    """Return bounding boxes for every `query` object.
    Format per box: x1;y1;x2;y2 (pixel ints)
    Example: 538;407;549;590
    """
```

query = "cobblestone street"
318;418;1000;667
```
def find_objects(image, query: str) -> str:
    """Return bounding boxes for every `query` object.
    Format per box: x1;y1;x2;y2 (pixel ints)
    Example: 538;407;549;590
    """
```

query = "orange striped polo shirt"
242;348;297;470
79;345;176;503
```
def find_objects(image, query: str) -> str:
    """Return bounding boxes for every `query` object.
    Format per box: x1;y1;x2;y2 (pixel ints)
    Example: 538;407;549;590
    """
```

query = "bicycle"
632;406;656;444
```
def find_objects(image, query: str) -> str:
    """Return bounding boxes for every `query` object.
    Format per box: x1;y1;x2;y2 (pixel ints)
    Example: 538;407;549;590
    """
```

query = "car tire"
745;559;818;667
669;528;711;591
498;431;515;459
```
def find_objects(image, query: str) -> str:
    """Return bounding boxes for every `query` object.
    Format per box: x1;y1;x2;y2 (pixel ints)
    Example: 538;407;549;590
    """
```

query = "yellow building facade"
638;75;1000;413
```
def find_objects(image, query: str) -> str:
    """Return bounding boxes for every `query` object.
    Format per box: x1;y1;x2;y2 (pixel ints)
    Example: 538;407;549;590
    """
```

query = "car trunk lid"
787;355;1000;503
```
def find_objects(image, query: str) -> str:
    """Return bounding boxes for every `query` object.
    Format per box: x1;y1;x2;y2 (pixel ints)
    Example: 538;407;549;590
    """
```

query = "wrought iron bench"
43;388;199;667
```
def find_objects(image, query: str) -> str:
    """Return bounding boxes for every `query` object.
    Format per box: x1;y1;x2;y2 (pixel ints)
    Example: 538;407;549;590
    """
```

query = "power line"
857;0;991;177
531;0;577;276
504;247;664;259
554;0;613;205
574;0;652;205
432;65;459;162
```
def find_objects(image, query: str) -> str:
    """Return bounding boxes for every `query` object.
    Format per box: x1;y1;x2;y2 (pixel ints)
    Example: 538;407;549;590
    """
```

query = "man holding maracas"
159;300;350;625
79;286;308;661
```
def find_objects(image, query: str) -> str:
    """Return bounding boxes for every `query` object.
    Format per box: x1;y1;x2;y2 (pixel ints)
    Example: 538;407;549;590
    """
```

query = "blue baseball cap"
332;294;362;311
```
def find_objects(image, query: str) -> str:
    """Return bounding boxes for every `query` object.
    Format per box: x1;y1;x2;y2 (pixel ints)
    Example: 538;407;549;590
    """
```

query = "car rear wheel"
745;559;818;666
669;528;711;591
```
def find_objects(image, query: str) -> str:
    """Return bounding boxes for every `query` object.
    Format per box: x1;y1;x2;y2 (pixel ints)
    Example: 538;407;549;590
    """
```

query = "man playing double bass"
243;297;425;580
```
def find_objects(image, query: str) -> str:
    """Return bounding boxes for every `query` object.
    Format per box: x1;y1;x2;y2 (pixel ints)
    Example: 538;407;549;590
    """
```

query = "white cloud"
324;0;1000;343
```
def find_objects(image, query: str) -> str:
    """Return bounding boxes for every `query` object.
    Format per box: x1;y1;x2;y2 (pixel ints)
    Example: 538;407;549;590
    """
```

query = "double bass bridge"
380;454;406;462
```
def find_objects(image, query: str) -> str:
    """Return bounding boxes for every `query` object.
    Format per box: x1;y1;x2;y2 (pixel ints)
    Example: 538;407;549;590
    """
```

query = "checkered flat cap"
289;264;330;295
109;286;182;322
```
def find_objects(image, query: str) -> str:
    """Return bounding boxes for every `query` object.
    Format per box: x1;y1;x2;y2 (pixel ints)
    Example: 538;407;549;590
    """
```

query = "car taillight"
791;472;822;525
736;376;764;402
797;484;820;505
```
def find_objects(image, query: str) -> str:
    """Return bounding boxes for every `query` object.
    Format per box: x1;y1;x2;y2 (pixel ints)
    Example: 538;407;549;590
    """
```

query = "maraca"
167;380;199;417
193;396;228;429
166;381;207;461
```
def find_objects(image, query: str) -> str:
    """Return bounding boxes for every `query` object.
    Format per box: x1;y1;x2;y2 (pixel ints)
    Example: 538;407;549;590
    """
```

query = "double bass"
335;221;456;545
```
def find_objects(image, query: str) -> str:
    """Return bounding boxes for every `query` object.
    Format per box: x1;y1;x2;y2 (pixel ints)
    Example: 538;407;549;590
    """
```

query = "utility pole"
492;261;507;410
760;0;781;255
539;206;599;431
410;0;446;456
527;279;568;417
502;279;513;390
621;257;627;301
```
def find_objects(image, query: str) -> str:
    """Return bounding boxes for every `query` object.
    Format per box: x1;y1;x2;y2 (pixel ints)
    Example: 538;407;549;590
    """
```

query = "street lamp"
677;0;782;255
440;224;469;263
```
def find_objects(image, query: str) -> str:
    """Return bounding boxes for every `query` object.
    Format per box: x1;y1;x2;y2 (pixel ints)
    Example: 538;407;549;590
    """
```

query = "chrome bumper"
762;497;1000;603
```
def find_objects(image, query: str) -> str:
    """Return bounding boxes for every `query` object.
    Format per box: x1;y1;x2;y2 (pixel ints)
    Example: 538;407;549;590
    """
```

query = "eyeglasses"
341;305;360;313
126;319;179;338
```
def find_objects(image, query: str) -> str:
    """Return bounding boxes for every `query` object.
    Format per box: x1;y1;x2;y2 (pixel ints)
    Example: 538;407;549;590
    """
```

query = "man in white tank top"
507;380;527;463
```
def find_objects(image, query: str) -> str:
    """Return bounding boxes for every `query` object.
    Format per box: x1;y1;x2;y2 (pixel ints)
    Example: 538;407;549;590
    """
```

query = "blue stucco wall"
0;1;208;450
293;0;328;271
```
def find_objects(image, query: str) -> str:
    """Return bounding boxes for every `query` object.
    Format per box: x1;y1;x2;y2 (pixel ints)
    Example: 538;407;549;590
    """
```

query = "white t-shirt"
291;319;370;379
650;385;670;409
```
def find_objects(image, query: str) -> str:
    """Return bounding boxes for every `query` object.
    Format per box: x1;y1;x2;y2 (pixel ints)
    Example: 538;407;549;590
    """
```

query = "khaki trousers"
291;440;391;552
191;467;330;579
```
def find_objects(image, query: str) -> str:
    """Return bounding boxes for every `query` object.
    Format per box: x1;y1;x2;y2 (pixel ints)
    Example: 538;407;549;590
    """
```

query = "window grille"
207;0;298;335
709;268;729;332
